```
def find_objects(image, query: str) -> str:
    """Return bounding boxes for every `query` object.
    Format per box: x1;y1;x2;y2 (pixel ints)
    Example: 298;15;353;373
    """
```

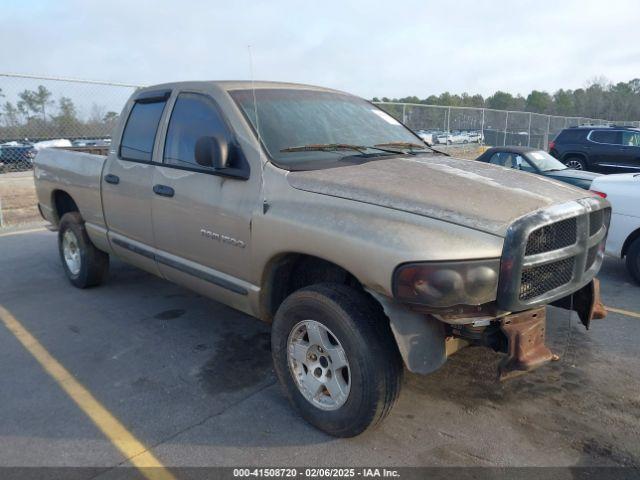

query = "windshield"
527;150;567;171
229;89;426;170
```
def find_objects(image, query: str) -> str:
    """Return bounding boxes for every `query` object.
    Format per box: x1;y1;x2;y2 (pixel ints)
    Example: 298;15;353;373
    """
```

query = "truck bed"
34;148;108;228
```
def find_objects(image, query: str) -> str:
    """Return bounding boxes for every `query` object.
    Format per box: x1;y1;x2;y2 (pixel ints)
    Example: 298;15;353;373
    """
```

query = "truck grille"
525;217;577;255
497;198;610;311
519;258;575;300
589;209;604;236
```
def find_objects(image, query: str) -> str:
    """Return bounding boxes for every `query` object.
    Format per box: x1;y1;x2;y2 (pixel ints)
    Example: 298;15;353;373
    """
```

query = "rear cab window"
119;91;169;162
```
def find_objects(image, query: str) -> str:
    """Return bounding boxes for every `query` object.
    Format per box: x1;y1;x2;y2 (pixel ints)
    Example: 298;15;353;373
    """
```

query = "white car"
590;173;640;284
415;130;436;144
434;132;469;145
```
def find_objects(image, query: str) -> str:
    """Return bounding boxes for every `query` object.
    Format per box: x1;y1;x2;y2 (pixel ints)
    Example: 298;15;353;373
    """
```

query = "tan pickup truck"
34;81;609;437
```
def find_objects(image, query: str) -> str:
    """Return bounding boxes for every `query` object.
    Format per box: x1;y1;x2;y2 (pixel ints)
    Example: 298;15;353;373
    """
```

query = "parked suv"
549;125;640;173
0;144;37;172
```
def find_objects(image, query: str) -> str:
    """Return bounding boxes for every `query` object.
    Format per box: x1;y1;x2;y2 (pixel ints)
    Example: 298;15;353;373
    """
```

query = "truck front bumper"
498;278;606;380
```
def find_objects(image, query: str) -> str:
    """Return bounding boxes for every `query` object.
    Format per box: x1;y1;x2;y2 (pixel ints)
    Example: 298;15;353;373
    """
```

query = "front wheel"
625;237;640;285
271;284;403;437
58;212;109;288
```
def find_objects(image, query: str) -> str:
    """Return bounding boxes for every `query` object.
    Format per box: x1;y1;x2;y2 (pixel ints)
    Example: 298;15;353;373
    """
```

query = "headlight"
393;259;500;307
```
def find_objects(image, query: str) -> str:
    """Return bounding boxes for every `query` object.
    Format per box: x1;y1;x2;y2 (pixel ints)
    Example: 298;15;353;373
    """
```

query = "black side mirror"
195;136;229;169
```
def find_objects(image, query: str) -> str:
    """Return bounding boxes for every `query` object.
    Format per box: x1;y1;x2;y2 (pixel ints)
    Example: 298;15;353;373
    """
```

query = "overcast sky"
3;0;640;99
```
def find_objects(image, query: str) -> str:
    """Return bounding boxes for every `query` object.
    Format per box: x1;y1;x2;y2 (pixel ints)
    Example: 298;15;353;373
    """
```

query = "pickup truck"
35;81;609;437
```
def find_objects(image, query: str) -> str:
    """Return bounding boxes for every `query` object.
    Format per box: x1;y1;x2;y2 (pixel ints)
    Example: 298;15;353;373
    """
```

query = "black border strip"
111;237;248;295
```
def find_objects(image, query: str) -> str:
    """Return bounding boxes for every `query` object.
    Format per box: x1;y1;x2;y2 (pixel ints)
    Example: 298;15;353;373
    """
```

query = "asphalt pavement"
0;228;638;473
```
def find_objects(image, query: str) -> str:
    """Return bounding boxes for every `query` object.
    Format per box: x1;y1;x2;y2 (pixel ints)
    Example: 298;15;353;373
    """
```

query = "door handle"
104;174;120;185
153;184;175;198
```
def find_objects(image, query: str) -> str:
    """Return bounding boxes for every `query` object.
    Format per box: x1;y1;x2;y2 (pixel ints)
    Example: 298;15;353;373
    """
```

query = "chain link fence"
374;102;640;152
1;73;639;173
0;73;139;173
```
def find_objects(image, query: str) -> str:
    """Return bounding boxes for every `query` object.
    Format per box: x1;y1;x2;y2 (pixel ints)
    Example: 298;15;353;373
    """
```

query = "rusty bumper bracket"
498;307;554;381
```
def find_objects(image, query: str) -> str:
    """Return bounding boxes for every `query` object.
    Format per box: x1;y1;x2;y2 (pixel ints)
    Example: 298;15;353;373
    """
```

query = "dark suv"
549;126;640;173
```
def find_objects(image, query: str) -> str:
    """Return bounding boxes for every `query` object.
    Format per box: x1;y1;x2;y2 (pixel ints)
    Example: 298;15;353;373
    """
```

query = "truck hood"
287;155;591;237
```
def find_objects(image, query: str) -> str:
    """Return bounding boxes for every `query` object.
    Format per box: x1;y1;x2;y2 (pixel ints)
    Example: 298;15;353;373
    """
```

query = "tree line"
373;78;640;121
0;85;120;142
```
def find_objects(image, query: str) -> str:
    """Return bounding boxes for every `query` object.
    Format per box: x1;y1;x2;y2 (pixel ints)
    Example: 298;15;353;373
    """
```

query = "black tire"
625;237;640;285
564;156;587;170
271;283;403;437
58;212;109;288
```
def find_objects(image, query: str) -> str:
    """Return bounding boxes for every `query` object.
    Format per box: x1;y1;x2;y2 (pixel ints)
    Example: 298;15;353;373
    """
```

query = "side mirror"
195;136;229;169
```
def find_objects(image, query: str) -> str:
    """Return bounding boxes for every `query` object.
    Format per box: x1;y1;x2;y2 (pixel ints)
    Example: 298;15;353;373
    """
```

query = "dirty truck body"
34;81;610;437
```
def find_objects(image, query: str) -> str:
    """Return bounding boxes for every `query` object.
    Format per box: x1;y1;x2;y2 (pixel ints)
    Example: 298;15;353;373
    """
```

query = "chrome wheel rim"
565;159;583;170
62;230;81;275
287;320;351;411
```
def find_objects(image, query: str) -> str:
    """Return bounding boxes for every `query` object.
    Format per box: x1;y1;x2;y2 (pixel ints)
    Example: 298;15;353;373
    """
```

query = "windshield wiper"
375;141;450;156
280;143;404;155
375;141;426;150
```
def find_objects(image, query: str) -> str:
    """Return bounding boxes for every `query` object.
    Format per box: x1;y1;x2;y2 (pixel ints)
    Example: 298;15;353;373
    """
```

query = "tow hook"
498;307;553;381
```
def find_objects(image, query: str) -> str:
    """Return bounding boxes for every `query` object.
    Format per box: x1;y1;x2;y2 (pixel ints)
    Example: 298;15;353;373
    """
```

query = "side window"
556;129;587;143
515;155;536;172
590;130;621;145
489;152;514;168
120;101;167;162
163;93;233;168
622;131;640;147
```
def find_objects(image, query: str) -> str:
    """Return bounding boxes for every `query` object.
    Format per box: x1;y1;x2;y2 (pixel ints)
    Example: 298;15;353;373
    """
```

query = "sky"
2;0;640;100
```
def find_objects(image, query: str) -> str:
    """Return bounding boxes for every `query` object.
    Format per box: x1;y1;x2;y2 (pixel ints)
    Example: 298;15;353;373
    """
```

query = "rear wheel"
271;283;403;437
58;212;109;288
564;156;586;170
625;237;640;285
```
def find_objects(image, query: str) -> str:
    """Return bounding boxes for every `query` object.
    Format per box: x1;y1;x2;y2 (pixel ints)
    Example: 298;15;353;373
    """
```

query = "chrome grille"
525;217;577;255
519;258;575;300
589;210;603;236
585;244;600;271
497;198;610;311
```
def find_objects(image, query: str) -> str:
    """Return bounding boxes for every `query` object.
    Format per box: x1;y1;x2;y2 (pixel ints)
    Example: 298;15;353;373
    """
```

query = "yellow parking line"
0;304;175;480
606;306;640;319
0;227;47;238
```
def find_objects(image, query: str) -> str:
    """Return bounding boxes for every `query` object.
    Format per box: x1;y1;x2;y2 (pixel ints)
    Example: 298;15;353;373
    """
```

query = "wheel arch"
51;190;80;225
622;227;640;258
259;252;363;323
561;151;588;162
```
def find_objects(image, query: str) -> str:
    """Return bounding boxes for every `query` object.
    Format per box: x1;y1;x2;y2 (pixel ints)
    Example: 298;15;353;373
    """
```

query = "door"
102;92;169;273
588;130;622;172
150;91;259;305
619;130;640;172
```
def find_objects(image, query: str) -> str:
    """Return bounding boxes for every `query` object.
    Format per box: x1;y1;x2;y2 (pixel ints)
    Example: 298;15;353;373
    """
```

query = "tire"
564;156;587;170
271;283;403;437
625;237;640;285
58;212;109;288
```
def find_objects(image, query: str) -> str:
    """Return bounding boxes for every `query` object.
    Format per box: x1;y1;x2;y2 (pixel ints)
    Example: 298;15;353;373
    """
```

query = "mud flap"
550;278;607;330
498;307;554;381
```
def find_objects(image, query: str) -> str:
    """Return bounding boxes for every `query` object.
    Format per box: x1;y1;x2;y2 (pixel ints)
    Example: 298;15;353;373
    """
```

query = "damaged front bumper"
372;278;607;379
498;278;606;380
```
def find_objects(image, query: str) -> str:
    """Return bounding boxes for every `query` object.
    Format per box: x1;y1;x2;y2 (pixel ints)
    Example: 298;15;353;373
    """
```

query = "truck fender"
367;290;446;375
